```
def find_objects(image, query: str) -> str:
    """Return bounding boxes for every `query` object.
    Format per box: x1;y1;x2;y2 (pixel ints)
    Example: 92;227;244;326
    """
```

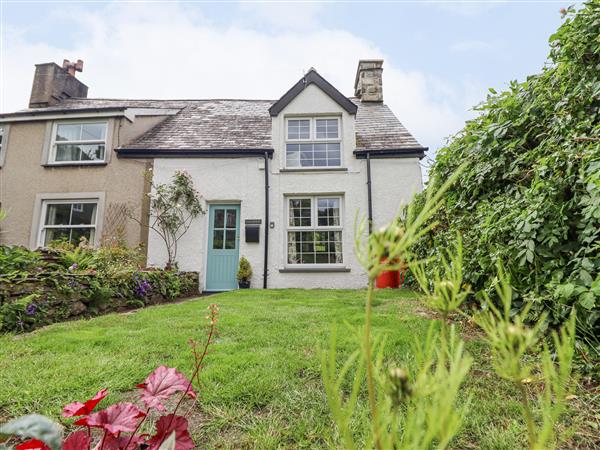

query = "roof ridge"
65;97;276;102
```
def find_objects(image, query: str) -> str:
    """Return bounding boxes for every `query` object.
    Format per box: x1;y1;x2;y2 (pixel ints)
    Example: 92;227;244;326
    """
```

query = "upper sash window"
50;121;108;164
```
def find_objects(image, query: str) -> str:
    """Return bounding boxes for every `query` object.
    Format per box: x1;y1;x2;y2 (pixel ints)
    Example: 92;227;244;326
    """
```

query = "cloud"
0;2;473;156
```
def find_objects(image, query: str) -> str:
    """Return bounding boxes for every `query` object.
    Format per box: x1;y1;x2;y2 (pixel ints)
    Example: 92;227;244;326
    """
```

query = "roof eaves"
354;147;427;160
116;147;274;159
0;106;128;121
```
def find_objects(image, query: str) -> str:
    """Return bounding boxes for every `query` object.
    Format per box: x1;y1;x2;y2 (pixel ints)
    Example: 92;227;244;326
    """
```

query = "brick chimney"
354;60;383;102
28;60;88;108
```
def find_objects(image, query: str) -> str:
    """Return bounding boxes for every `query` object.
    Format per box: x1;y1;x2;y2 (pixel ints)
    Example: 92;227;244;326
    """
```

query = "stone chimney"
354;59;383;102
29;60;88;108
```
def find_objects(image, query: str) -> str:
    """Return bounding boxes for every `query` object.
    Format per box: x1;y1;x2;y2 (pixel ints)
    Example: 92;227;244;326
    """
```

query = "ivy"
410;2;599;352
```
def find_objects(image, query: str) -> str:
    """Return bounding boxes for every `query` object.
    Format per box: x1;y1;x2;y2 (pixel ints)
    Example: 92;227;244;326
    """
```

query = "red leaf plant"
137;366;197;411
41;303;219;450
62;431;91;450
146;415;194;450
75;402;146;435
63;389;108;418
15;439;50;450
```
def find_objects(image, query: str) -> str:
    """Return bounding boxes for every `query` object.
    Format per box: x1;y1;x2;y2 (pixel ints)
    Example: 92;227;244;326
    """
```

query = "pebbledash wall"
0;115;165;249
147;84;422;289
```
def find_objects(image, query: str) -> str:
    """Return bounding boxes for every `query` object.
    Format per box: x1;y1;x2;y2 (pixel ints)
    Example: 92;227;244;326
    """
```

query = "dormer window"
49;121;108;164
285;117;341;168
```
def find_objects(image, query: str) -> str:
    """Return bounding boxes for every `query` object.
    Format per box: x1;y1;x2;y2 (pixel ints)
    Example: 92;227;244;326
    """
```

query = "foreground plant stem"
124;407;151;449
364;278;381;449
517;381;536;448
157;305;217;447
99;429;107;450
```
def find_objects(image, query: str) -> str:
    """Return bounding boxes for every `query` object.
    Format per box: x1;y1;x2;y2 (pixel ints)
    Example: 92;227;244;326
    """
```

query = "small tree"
132;170;204;269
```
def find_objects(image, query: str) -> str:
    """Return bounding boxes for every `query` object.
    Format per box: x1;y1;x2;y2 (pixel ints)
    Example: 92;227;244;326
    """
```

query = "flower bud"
388;367;412;405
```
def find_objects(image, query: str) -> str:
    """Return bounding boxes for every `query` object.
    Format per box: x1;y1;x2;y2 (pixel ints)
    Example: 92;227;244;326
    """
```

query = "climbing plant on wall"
410;2;600;351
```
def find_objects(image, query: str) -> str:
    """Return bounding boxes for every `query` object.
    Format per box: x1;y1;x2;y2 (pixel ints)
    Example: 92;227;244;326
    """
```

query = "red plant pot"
376;262;399;289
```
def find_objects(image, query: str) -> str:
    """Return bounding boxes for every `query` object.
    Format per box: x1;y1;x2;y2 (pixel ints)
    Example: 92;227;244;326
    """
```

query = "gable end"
269;70;358;117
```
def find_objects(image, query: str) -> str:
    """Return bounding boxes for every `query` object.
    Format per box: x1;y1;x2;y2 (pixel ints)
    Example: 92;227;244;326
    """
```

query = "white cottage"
118;60;425;290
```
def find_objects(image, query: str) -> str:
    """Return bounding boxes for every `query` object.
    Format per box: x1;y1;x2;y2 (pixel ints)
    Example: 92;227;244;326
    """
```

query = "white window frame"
286;195;344;266
38;199;99;247
48;120;109;165
284;116;342;169
30;192;105;248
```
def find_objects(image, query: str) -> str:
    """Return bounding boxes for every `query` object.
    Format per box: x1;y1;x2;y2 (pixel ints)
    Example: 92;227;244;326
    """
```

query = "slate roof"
123;100;274;150
1;97;425;156
352;99;421;151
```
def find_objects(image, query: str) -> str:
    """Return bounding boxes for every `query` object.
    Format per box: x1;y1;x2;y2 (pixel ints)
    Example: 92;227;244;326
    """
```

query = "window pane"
56;124;81;141
286;227;342;265
226;210;237;228
301;253;315;264
55;144;81;161
225;230;236;249
316;119;339;139
287;142;341;168
44;228;71;246
286;144;300;167
79;144;105;161
317;198;340;226
327;143;341;166
212;230;224;249
289;198;311;227
45;204;72;225
287;119;310;140
214;209;225;228
70;228;94;245
315;253;329;263
81;123;107;140
71;203;96;225
300;143;313;167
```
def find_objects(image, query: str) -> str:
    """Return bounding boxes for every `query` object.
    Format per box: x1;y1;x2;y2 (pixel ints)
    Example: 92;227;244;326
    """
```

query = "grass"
0;289;593;448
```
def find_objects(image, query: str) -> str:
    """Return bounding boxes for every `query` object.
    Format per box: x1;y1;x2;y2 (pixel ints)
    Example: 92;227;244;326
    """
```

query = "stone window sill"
279;168;348;173
279;266;351;273
42;163;108;168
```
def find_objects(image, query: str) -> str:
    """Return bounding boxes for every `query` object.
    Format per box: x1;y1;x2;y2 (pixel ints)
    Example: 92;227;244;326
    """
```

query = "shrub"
0;292;44;333
237;257;252;282
0;246;40;275
409;2;600;349
0;244;198;333
93;245;144;277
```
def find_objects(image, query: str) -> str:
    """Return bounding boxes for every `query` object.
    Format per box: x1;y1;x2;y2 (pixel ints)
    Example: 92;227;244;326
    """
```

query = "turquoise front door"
206;204;241;291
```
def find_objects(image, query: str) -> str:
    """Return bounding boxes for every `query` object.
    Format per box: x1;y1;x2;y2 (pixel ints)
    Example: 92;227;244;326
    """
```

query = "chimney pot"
62;59;84;77
354;59;384;102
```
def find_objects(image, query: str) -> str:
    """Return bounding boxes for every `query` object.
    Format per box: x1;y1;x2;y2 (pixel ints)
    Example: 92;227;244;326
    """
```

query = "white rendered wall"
147;84;423;289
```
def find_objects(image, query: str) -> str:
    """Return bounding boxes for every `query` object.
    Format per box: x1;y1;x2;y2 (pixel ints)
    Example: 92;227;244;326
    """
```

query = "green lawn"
0;290;591;448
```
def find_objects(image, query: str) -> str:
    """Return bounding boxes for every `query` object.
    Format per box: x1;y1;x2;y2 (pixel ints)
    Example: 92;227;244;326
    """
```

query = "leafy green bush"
410;2;599;350
0;242;198;333
0;246;40;275
237;256;252;282
92;245;144;275
0;293;44;332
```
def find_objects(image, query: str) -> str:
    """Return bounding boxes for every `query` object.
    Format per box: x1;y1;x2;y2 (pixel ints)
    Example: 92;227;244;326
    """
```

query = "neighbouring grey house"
0;59;425;291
